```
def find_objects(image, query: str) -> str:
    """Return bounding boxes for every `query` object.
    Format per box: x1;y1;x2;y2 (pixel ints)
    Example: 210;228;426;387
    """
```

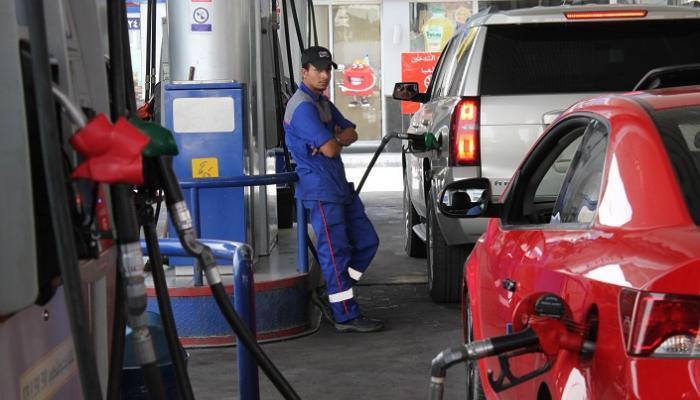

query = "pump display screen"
173;96;235;133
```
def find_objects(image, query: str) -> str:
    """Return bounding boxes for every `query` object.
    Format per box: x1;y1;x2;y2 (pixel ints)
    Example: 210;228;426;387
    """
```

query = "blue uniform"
283;83;379;323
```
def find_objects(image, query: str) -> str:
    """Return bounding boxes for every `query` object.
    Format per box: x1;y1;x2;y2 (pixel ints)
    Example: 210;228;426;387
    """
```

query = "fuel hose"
281;0;297;90
106;0;165;398
156;156;302;400
140;196;195;400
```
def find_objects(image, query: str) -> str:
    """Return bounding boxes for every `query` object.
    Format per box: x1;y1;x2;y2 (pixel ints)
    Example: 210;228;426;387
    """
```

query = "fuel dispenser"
2;0;309;399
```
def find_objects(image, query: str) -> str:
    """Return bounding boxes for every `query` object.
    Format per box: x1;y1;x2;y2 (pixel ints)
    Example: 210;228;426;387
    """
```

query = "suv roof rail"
633;64;700;91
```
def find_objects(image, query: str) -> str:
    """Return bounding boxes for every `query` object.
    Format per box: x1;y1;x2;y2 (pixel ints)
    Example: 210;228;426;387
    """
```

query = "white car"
394;4;700;302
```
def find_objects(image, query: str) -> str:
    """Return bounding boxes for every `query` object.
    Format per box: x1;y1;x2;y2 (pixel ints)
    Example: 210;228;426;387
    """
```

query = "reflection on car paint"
598;155;633;227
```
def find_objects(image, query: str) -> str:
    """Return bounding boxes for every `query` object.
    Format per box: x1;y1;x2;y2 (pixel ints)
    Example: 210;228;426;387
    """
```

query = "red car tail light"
450;98;480;166
564;10;648;20
619;288;700;357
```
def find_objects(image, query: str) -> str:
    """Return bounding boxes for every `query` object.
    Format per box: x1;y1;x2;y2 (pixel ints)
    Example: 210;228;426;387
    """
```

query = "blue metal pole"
233;245;260;400
190;188;204;286
295;197;308;273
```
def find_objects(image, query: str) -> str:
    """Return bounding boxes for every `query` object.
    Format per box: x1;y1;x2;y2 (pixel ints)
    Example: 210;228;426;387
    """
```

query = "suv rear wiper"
634;64;700;91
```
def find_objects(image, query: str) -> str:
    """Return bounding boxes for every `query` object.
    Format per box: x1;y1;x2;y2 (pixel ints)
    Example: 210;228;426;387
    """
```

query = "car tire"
404;175;426;258
464;292;486;400
426;195;468;303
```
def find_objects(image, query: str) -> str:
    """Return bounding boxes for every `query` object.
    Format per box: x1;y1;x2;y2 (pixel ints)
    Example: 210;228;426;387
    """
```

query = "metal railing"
177;172;308;284
140;171;308;400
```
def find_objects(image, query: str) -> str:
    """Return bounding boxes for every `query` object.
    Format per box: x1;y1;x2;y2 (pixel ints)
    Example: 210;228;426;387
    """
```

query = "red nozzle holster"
70;114;150;185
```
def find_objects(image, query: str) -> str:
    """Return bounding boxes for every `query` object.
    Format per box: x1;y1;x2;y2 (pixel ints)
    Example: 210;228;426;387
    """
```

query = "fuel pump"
428;294;596;400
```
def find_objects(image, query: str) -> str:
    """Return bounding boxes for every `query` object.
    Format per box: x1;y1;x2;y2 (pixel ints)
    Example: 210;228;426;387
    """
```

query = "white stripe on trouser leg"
328;288;354;303
348;267;363;281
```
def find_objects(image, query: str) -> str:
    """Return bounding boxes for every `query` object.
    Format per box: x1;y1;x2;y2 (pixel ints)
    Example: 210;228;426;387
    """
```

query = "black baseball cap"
301;46;338;70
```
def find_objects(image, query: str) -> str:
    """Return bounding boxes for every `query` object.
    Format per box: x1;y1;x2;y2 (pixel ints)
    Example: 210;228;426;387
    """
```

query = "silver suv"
394;4;700;302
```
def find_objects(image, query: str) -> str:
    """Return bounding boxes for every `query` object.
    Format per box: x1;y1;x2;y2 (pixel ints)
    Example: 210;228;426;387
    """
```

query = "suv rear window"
480;19;700;95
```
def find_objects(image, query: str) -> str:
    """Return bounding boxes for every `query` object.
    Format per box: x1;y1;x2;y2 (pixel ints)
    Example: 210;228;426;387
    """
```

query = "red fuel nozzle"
70;114;150;185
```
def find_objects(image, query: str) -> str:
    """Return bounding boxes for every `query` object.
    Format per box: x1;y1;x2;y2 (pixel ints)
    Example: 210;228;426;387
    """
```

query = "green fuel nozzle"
129;117;179;157
423;132;439;150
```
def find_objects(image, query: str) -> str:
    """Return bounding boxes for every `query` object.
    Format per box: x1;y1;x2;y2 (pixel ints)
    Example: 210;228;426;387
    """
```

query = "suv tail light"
450;97;480;166
619;288;700;357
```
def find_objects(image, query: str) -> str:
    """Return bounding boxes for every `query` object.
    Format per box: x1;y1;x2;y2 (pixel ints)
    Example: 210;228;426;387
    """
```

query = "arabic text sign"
400;52;440;114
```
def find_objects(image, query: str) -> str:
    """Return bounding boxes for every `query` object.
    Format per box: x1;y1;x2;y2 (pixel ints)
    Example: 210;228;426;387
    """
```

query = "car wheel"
464;292;486;400
426;195;468;303
404;175;426;258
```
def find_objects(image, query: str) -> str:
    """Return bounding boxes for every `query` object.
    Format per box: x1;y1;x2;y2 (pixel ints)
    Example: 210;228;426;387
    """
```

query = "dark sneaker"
334;316;384;333
310;287;334;323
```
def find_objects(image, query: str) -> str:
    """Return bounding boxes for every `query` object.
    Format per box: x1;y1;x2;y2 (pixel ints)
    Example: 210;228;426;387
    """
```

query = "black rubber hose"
145;0;156;100
142;361;167;400
428;345;469;400
110;185;168;400
110;187;141;242
25;1;103;399
107;0;127;119
120;8;137;114
281;0;297;90
308;0;318;46
107;272;127;400
270;16;292;172
107;1;166;399
356;134;395;194
143;208;195;400
156;156;183;204
210;283;301;400
489;328;538;355
288;0;305;53
149;0;156;89
306;0;311;47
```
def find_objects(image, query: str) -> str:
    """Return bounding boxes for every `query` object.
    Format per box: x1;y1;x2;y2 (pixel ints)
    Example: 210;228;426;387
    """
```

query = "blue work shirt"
283;83;355;203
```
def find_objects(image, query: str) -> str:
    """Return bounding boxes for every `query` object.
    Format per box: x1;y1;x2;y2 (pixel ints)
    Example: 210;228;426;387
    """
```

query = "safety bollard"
233;245;260;400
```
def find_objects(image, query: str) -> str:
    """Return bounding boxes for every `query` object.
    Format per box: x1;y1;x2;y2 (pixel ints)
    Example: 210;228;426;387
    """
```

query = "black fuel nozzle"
429;328;538;399
431;328;538;378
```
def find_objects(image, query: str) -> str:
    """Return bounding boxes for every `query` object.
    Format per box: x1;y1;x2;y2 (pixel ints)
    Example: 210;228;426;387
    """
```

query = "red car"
438;86;700;399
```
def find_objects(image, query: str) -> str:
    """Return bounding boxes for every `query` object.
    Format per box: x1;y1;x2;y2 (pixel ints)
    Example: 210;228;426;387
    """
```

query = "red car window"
551;119;608;225
649;105;700;224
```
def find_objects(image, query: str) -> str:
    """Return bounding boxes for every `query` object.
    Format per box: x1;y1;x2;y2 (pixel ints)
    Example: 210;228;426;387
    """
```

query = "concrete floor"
187;190;467;400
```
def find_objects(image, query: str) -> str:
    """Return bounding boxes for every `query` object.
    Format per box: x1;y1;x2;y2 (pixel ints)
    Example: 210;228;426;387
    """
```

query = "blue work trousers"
304;194;379;323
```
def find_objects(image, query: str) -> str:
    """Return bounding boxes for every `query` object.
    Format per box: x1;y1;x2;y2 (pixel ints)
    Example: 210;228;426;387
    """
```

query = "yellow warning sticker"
192;158;219;178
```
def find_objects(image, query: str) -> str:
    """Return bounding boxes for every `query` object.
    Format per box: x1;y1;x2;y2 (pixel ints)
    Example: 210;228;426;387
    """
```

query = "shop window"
409;2;473;53
331;5;382;141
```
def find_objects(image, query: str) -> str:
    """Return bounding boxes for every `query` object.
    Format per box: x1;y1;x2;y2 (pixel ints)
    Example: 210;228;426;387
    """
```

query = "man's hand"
334;126;358;147
310;126;358;158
